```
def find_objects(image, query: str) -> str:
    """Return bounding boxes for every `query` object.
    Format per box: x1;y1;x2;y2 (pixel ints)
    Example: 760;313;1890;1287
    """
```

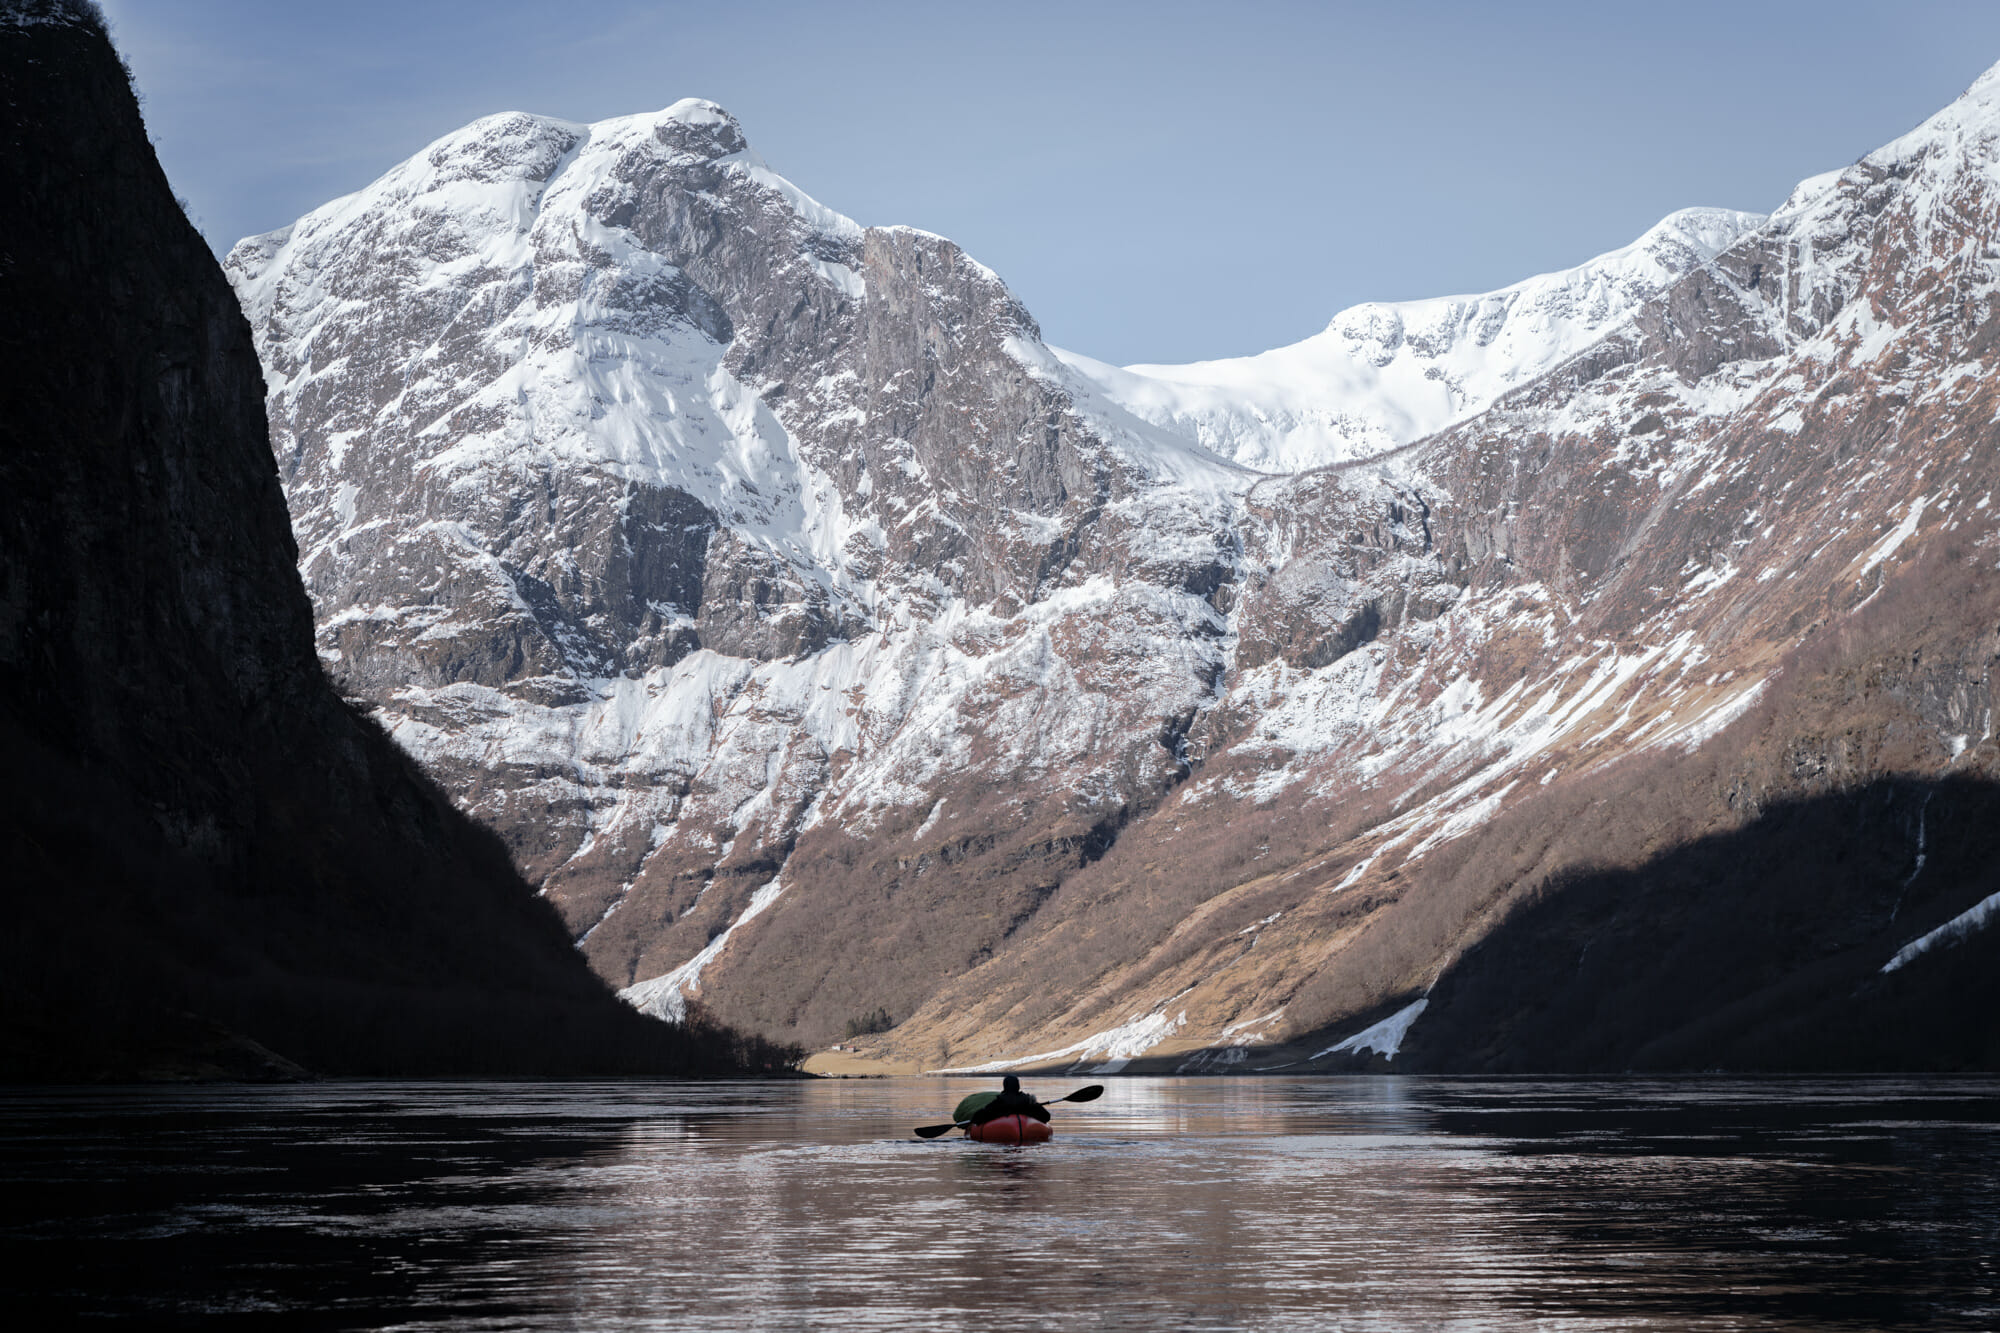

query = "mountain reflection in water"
3;1077;1995;1329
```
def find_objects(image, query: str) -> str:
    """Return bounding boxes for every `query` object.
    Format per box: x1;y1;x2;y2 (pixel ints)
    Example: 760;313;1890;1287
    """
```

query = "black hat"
1001;1074;1020;1091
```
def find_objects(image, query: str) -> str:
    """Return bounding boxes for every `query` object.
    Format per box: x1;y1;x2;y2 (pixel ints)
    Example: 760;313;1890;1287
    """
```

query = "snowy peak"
653;97;750;157
1315;206;1760;381
225;97;871;518
224;95;897;708
1054;205;1763;472
1325;206;1763;349
1761;55;2000;264
230;99;856;307
1752;56;2000;250
1628;57;2000;387
1865;55;2000;176
1599;206;1775;290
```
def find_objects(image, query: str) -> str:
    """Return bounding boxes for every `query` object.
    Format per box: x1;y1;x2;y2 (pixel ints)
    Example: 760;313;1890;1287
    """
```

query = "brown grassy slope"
890;537;2000;1074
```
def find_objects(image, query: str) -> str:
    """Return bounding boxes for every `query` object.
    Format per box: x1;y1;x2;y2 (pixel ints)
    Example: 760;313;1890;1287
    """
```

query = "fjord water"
4;1078;1996;1330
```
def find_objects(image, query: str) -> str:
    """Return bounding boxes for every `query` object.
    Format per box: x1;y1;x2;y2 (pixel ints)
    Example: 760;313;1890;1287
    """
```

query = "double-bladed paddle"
912;1084;1104;1138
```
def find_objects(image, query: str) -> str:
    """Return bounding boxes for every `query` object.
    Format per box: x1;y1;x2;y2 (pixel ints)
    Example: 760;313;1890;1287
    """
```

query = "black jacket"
969;1089;1050;1124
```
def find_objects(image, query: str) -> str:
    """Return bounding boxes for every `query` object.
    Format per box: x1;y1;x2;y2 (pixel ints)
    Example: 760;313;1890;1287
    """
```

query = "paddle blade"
913;1122;963;1139
1054;1084;1105;1104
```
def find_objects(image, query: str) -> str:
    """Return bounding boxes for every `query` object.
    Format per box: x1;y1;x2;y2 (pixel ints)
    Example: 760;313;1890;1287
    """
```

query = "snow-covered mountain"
1054;206;1764;472
228;65;2000;1072
227;98;1261;1041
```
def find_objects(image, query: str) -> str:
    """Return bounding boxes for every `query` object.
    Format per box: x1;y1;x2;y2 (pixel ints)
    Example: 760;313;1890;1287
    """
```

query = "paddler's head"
1002;1075;1020;1092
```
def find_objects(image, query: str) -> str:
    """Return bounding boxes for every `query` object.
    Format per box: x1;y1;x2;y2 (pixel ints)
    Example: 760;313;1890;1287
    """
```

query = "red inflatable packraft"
964;1113;1053;1144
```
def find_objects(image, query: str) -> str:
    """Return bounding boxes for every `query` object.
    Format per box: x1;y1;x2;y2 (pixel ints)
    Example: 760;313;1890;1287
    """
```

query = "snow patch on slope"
1312;997;1429;1062
1882;891;2000;974
934;1001;1193;1074
620;875;786;1021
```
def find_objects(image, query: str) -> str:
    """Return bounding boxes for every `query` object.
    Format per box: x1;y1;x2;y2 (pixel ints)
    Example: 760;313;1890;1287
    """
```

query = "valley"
223;65;2000;1072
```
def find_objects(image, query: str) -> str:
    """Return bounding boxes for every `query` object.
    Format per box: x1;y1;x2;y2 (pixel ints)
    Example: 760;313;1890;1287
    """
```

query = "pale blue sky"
103;0;2000;365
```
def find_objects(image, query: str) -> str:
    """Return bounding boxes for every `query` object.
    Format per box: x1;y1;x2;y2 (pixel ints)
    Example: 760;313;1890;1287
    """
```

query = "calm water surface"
3;1076;1997;1329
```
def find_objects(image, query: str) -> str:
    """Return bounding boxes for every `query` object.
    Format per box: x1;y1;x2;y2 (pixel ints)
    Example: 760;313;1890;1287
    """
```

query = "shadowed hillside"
0;0;798;1079
1397;774;2000;1073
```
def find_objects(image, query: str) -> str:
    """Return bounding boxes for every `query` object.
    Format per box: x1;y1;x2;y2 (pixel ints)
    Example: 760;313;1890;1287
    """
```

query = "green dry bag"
951;1091;997;1124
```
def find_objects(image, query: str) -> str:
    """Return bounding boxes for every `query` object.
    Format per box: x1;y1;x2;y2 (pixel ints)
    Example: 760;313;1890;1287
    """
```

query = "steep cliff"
0;0;779;1078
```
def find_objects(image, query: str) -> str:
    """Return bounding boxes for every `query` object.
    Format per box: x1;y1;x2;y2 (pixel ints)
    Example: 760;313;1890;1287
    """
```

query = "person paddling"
912;1082;1102;1138
967;1074;1050;1126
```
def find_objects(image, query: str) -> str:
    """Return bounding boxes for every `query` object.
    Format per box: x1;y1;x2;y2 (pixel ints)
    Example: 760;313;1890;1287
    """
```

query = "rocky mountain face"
230;60;2000;1072
226;99;1247;1045
0;0;782;1079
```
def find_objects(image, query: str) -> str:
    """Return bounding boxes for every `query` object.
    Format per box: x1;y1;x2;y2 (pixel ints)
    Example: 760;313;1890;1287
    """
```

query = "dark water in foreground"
3;1077;1997;1330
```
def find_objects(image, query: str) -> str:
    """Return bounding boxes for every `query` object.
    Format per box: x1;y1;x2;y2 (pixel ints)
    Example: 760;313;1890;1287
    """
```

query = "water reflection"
2;1077;1996;1329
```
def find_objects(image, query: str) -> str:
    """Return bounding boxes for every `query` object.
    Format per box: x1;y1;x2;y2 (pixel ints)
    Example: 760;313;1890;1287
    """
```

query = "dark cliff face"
0;2;779;1078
